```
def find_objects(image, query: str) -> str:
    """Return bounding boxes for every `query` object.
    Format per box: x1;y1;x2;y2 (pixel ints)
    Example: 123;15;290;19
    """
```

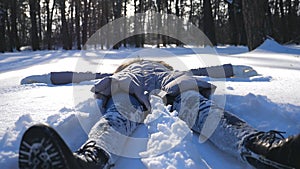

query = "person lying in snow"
19;60;300;169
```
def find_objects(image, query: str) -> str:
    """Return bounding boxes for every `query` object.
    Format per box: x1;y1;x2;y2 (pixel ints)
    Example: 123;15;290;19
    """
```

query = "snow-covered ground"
0;40;299;169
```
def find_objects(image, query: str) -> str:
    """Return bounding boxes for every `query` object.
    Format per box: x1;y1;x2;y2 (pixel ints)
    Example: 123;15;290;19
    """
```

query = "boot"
19;124;109;169
242;130;300;169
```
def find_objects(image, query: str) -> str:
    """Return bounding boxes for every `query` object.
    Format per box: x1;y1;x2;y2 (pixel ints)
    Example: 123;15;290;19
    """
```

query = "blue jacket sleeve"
190;64;234;78
50;72;112;85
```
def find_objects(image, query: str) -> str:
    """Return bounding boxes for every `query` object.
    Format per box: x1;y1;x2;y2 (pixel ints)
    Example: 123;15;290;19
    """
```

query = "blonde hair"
114;59;174;73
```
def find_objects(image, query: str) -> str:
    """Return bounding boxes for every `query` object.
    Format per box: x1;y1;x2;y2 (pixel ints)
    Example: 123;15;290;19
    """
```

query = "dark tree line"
0;0;299;52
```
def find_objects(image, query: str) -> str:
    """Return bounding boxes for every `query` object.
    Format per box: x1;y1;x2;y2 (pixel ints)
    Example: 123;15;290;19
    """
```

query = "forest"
0;0;299;53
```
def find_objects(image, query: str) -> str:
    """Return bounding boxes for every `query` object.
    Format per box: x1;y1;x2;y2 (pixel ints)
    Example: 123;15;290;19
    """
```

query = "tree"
75;0;81;50
134;0;142;48
227;0;247;45
82;0;89;46
112;0;123;49
123;0;128;47
156;0;162;48
45;0;56;50
37;0;42;45
3;0;13;52
0;1;6;52
242;0;267;51
289;0;300;43
9;0;20;51
0;0;299;52
174;0;183;46
59;0;71;50
203;0;216;46
29;0;40;51
18;0;29;47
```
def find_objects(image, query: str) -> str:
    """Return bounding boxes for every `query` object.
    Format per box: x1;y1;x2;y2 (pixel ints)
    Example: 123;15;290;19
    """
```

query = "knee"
173;90;204;113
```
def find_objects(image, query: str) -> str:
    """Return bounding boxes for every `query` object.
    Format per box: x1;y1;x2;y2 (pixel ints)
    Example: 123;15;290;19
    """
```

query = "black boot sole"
19;124;79;169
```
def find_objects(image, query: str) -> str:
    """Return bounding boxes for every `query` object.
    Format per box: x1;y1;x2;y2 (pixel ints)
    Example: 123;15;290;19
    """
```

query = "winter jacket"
90;60;230;110
50;72;112;85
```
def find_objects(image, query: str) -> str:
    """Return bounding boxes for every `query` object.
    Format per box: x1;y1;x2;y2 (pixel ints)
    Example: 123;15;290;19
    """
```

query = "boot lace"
76;141;102;163
247;130;286;148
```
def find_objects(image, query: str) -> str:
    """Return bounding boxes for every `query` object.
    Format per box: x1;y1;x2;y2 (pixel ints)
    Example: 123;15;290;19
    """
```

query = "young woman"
19;60;300;169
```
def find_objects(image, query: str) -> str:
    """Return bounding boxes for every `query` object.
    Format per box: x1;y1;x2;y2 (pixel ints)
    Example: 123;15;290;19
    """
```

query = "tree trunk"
60;0;71;50
264;0;273;38
242;0;267;51
9;0;20;51
69;0;74;49
37;1;42;48
228;2;237;45
29;0;40;51
75;0;81;50
0;3;6;52
3;1;13;52
285;0;292;42
82;0;88;47
156;0;161;48
112;0;122;49
123;0;127;47
45;0;51;49
228;0;247;45
290;0;300;43
19;3;28;46
203;0;216;46
175;0;183;46
134;0;141;48
278;0;288;42
139;0;145;48
45;0;56;50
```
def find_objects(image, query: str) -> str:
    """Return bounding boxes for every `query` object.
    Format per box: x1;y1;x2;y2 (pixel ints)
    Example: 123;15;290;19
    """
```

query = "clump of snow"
0;114;34;168
140;95;209;169
141;96;191;156
19;46;32;52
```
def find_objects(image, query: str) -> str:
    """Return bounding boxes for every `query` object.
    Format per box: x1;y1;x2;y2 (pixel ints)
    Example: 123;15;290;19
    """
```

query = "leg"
19;92;146;169
173;90;257;160
86;92;147;165
173;90;300;168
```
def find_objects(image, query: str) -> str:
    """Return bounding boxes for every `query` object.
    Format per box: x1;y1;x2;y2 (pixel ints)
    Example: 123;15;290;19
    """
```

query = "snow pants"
87;91;257;165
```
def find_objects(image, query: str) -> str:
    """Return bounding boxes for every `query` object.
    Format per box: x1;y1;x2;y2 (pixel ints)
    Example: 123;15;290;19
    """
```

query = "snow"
0;40;300;169
255;39;300;55
140;95;209;169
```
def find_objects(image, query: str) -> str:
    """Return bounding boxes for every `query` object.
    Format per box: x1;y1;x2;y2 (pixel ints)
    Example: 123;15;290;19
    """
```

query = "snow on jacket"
91;60;218;110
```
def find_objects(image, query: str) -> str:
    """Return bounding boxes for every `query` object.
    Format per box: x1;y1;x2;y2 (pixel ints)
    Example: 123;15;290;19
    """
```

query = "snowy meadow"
0;40;300;169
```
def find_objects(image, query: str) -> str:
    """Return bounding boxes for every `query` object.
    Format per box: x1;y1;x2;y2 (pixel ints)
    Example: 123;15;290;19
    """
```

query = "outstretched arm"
190;64;234;78
21;72;113;85
190;64;258;78
50;72;112;85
